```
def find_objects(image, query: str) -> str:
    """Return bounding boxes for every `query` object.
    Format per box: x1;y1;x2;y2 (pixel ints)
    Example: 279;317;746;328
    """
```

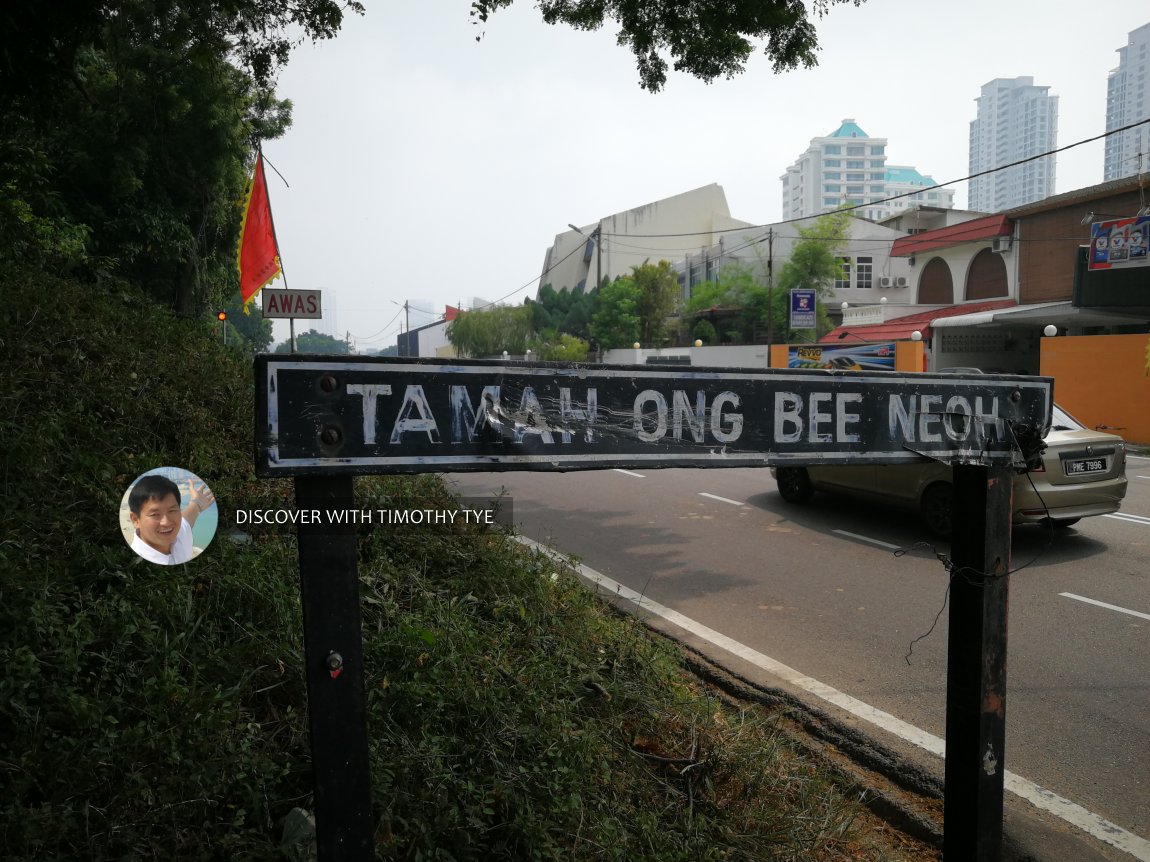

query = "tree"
274;329;349;354
0;0;363;116
589;278;641;349
221;295;274;354
447;305;533;357
532;333;590;361
771;209;852;341
0;0;337;314
683;263;765;344
471;0;863;92
630;261;681;347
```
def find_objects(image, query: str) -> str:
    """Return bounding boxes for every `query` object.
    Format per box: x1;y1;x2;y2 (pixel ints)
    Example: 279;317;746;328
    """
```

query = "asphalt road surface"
449;453;1150;858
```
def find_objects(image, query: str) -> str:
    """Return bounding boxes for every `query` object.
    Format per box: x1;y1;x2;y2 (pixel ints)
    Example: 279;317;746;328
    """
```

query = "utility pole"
765;227;775;367
595;221;602;291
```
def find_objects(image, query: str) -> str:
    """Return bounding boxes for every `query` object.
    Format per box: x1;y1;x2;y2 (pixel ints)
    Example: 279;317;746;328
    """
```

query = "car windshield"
1050;404;1084;432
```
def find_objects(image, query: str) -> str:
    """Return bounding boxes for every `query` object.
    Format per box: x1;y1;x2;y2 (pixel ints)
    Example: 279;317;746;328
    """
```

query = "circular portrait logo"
120;468;217;565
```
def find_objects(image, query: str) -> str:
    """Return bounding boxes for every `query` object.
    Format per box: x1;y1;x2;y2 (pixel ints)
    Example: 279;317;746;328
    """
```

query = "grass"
0;265;925;860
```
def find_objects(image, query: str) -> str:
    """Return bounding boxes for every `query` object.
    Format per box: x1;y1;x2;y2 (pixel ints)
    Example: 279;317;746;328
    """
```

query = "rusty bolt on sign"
321;426;342;446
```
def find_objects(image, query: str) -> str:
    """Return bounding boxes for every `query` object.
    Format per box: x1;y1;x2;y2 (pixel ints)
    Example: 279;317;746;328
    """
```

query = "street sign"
790;289;817;329
255;356;1052;477
262;288;322;319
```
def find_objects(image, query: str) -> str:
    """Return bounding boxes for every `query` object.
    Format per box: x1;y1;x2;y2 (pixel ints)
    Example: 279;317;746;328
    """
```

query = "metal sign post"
254;355;1052;861
944;464;1013;860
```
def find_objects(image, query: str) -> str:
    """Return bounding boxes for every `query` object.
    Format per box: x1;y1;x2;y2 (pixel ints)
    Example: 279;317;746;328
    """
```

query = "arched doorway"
918;257;953;304
964;248;1009;300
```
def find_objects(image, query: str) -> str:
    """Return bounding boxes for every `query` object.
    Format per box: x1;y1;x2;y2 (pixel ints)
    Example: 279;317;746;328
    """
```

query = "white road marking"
1060;593;1150;622
833;529;903;550
699;492;744;506
1105;512;1150;526
1136;476;1150;480
517;535;1150;861
613;469;646;478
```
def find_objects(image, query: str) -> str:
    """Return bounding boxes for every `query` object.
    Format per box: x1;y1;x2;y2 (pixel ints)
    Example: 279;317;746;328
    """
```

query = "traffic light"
217;311;227;321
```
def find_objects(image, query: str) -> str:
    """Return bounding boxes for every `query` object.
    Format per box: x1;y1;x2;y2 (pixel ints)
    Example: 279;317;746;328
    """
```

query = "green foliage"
0;266;306;859
532;331;590;361
447;304;533;358
684;263;769;344
631;260;683;347
0;0;364;114
273;328;349;354
773;210;852;340
589;277;641;349
471;0;864;92
528;283;596;342
0;0;303;313
219;295;274;354
692;318;717;343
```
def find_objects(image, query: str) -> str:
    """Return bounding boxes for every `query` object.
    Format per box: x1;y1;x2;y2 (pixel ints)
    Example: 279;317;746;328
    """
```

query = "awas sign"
262;288;322;319
255;357;1053;476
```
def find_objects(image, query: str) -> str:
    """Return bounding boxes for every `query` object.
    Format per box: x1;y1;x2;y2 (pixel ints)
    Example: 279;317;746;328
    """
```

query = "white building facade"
968;77;1058;212
781;120;953;222
677;216;913;310
538;184;750;296
1104;22;1150;182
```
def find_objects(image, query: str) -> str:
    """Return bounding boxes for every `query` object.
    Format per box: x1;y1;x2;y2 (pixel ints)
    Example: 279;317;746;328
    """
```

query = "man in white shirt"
128;474;214;565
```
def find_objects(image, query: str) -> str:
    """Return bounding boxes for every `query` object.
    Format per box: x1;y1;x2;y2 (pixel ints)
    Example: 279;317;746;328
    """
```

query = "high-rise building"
968;77;1058;212
1104;22;1150;182
780;119;953;221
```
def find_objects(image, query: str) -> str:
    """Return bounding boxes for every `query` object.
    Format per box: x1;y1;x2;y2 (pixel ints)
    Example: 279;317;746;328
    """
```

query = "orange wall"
1041;334;1150;445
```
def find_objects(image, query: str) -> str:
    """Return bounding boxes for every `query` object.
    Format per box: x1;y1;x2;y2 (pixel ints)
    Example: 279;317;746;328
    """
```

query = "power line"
592;116;1150;240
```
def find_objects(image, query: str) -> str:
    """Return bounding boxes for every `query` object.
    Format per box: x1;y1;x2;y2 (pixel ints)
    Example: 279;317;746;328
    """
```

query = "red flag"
236;153;282;309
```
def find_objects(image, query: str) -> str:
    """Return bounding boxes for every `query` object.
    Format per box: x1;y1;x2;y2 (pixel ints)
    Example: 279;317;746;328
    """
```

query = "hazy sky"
263;2;1147;349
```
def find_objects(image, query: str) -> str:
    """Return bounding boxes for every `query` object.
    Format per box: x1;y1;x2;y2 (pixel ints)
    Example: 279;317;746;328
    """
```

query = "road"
450;453;1150;857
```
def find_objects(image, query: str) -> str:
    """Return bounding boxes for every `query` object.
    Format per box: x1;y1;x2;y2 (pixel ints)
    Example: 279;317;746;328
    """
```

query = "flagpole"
258;146;295;353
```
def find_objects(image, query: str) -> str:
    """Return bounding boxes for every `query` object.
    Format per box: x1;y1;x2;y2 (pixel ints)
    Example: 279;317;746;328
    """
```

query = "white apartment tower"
1104;22;1150;182
781;120;953;221
968;77;1058;212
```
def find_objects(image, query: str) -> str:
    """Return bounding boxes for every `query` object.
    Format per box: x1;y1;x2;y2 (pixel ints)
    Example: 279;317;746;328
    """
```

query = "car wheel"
1047;517;1080;529
920;482;953;539
776;467;814;503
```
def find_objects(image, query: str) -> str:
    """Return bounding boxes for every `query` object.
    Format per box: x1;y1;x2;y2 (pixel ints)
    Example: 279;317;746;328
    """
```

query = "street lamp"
568;222;602;293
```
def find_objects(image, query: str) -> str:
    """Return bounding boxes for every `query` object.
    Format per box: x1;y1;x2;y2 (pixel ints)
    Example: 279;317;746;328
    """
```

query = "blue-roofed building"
781;119;955;222
884;165;956;214
828;119;870;139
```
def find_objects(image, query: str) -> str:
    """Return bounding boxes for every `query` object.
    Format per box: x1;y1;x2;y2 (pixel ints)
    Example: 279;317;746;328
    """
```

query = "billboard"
787;342;896;372
1088;215;1150;271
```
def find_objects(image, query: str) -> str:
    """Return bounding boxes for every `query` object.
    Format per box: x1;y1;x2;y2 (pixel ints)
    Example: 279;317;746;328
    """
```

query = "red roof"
890;214;1012;257
820;300;1017;344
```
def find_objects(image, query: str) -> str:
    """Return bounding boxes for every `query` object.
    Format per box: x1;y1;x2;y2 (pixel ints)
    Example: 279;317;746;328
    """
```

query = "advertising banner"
1088;215;1150;271
787;342;897;372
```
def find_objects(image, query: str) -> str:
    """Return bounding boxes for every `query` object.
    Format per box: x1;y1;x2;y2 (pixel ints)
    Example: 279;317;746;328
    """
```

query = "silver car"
771;404;1128;538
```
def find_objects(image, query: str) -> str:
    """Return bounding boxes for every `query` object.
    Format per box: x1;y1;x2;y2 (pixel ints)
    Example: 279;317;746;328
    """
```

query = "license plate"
1066;458;1106;475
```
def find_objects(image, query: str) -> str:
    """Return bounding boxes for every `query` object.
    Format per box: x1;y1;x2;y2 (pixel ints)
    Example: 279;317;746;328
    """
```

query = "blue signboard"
790;289;817;329
1089;215;1149;271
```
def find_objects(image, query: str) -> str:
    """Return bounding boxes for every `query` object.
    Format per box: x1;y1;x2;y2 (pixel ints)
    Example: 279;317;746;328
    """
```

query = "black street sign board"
255;355;1053;476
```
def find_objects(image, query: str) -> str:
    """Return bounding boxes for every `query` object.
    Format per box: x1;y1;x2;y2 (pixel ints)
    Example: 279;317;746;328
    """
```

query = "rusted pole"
295;475;374;860
944;463;1013;861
